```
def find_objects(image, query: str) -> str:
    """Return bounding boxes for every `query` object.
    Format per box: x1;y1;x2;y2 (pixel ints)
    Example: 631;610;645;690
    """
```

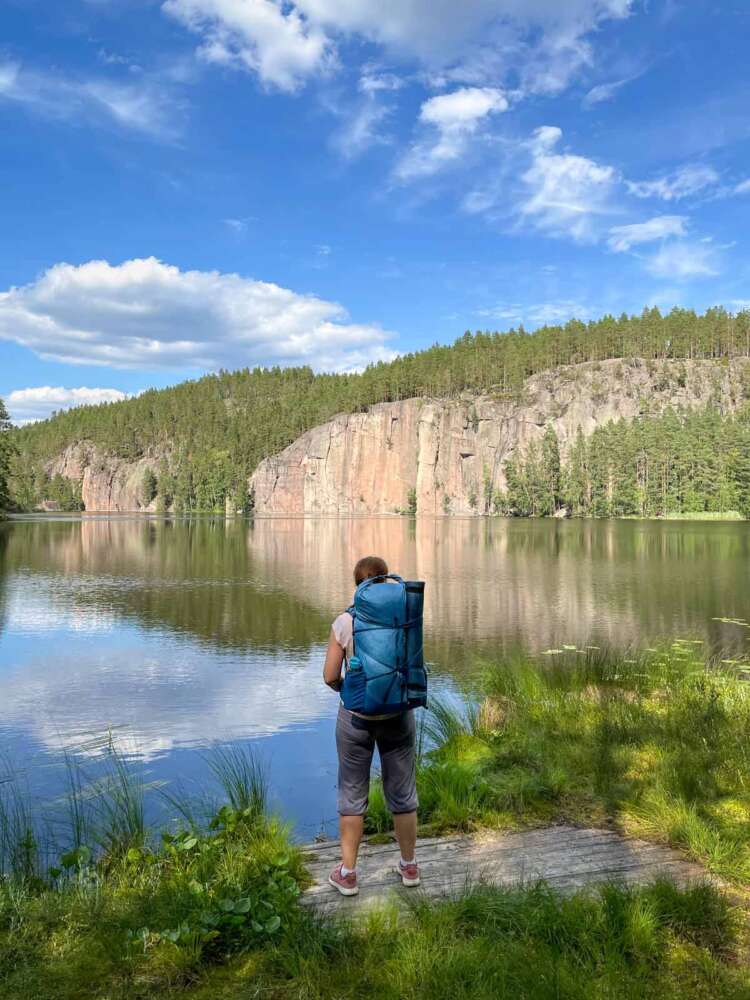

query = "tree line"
6;304;750;513
501;407;750;518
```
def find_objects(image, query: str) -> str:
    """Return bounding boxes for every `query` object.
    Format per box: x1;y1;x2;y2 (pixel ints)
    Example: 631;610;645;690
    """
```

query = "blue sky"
1;0;749;423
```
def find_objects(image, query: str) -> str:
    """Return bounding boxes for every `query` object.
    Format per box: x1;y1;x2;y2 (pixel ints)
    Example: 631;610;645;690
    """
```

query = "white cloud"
223;216;254;233
627;163;719;201
327;71;402;160
477;299;594;326
583;76;631;107
518;126;617;240
645;241;720;279
607;214;687;252
6;387;129;425
164;0;632;95
395;86;508;181
734;178;750;195
0;258;396;373
0;59;179;137
163;0;334;92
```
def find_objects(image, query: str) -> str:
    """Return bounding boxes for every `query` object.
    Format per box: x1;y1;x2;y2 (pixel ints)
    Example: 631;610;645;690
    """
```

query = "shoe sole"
396;866;421;887
328;875;359;896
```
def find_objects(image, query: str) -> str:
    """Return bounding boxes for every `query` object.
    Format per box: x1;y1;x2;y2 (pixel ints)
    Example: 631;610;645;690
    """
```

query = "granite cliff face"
47;443;163;513
42;358;750;513
250;358;750;516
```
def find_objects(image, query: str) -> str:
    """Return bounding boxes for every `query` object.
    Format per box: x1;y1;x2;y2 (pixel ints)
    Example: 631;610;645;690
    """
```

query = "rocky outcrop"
251;358;750;516
47;443;163;513
42;358;750;514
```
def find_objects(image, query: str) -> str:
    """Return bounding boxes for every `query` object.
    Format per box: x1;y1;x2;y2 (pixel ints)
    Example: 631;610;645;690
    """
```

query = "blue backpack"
340;574;427;716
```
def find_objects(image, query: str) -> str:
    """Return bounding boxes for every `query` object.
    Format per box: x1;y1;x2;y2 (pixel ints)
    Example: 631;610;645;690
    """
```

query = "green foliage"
10;306;750;512
0;745;304;999
406;486;417;515
0;398;14;514
508;407;750;518
141;467;158;506
418;644;750;884
186;879;743;1000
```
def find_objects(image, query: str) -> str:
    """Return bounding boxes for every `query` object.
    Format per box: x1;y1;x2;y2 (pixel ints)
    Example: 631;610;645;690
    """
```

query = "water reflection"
1;515;749;833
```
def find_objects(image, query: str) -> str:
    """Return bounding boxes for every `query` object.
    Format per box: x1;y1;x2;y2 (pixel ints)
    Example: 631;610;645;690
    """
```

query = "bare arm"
323;628;345;691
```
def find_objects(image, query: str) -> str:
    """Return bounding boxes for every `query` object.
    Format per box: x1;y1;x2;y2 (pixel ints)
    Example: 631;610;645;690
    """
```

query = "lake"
1;515;749;840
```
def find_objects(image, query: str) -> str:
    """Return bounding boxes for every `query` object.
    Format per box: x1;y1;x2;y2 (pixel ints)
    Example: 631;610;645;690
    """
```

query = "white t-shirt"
332;611;355;661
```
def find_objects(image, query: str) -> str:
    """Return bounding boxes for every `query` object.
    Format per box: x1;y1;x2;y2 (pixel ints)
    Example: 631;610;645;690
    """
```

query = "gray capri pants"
336;705;418;816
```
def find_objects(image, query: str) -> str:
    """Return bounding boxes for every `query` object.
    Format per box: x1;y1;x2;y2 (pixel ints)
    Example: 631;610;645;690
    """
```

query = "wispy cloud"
607;214;687;252
518;126;618;241
477;299;595;327
583;75;635;107
645;240;720;279
0;59;182;138
626;163;719;201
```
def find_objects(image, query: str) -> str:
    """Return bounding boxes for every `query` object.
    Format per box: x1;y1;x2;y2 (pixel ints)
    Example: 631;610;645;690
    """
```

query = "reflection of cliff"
5;516;750;666
4;518;330;652
0;524;10;638
244;517;750;657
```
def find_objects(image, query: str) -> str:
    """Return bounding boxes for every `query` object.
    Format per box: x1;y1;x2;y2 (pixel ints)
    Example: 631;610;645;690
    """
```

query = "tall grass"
207;744;267;821
410;643;750;884
0;770;40;881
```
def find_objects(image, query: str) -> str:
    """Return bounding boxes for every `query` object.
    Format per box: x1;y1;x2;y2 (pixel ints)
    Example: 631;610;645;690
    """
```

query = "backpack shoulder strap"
346;605;356;658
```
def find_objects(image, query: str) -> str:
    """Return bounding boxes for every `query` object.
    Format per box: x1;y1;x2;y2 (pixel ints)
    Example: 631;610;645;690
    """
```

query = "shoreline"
2;643;749;998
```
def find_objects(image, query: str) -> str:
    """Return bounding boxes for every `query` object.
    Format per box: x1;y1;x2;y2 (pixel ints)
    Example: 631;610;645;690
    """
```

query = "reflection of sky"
0;627;335;758
4;515;749;837
0;553;446;838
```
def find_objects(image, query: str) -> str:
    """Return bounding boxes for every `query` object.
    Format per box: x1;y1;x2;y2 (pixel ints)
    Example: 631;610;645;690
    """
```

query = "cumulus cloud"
395;86;508;180
0;59;179;137
0;258;397;372
163;0;334;92
645;241;720;279
518;126;617;241
627;163;719;201
607;214;687;252
163;0;632;95
5;387;129;425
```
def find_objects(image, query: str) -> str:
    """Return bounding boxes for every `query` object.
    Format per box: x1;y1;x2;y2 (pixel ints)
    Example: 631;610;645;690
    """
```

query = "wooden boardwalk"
301;825;711;916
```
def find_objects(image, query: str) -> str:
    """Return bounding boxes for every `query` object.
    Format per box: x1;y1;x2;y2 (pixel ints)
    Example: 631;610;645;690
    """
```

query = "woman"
322;555;420;896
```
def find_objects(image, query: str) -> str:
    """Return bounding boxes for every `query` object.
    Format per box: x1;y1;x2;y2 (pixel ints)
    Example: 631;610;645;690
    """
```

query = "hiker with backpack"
323;555;428;896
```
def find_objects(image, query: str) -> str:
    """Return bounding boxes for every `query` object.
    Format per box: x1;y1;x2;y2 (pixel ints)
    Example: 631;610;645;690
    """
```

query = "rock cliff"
42;358;750;513
250;358;750;516
47;443;162;513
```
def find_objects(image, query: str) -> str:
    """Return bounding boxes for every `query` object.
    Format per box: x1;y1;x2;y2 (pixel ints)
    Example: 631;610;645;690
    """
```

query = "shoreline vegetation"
6;305;750;518
2;643;750;998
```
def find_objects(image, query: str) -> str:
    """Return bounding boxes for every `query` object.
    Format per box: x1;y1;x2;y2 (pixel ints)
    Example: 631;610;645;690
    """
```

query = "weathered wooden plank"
301;836;680;892
300;825;715;914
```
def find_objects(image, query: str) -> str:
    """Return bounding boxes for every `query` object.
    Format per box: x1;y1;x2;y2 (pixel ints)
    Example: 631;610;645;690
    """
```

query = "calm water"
1;515;749;839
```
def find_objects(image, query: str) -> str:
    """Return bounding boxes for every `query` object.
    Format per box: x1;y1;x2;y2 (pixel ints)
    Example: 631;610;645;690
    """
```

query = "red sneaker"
397;860;421;887
328;863;359;896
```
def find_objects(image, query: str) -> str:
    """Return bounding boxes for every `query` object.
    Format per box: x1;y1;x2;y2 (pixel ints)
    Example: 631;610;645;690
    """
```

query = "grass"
403;643;750;885
2;648;750;998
